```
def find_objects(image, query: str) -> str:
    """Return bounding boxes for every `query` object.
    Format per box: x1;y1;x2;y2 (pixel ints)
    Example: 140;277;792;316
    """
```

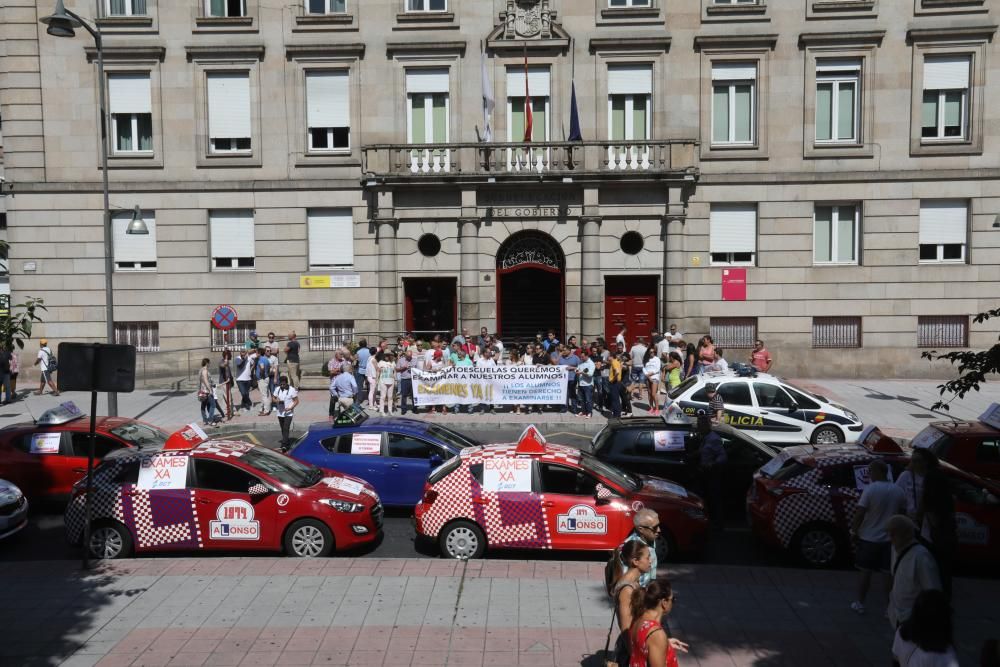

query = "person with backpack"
34;339;59;397
628;579;688;667
618;509;661;586
608;541;653;667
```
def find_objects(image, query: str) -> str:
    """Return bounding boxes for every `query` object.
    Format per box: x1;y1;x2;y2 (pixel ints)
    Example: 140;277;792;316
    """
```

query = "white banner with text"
412;366;569;406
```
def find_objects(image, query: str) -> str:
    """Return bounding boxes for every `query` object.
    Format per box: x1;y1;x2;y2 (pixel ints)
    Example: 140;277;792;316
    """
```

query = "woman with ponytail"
629;579;689;667
609;541;653;666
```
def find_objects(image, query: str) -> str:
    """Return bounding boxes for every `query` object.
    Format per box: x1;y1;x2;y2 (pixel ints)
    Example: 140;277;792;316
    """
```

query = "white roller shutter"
406;69;449;94
919;200;967;245
112;211;156;263
207;72;251;139
506;67;550;97
712;62;757;81
816;59;861;73
308;209;354;267
710;205;757;254
108;73;151;114
307;71;349;128
924;56;970;90
608;65;652;95
210;210;255;258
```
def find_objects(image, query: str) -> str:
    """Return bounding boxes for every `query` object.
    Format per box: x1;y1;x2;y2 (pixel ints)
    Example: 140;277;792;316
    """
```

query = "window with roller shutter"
711;62;756;146
209;210;255;270
207;72;252;153
306;71;350;152
919;200;967;263
710;204;756;266
113;210;157;271
922;56;970;141
109;73;152;154
307;209;354;269
607;65;652;144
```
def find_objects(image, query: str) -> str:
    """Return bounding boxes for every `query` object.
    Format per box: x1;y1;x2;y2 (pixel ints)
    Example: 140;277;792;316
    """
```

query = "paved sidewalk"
2;377;993;440
1;557;996;667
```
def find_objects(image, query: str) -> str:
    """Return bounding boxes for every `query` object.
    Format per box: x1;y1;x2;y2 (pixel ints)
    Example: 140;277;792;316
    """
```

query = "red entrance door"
404;278;457;338
604;276;658;348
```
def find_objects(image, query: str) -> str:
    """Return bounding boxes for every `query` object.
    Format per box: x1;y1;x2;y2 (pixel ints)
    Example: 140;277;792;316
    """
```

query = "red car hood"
301;468;380;503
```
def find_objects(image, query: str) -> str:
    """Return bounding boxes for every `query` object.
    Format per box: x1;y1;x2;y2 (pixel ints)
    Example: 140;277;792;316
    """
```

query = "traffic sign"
211;305;238;331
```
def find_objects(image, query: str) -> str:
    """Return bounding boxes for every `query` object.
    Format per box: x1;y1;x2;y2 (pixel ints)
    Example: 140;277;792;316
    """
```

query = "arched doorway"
496;231;565;344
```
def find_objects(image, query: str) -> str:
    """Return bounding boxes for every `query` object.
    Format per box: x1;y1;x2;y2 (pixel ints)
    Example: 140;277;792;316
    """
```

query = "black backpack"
603;545;625;598
45;348;58;372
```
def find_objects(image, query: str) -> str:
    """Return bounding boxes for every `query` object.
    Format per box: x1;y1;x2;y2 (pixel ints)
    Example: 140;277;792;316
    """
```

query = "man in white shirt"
234;349;256;412
273;375;299;451
628;337;648;402
475;349;497;413
887;515;941;629
655;334;671;359
34;339;59;397
615;326;627;351
849;460;907;615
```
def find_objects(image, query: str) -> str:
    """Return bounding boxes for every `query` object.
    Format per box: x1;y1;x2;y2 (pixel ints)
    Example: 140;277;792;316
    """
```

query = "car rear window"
431;457;463;484
760;455;811;482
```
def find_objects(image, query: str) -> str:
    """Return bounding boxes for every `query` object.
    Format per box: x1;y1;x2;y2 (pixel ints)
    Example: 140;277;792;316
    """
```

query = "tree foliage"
0;295;48;350
921;306;1000;411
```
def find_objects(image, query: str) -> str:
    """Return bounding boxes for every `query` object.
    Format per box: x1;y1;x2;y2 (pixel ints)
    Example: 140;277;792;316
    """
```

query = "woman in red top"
696;336;716;374
629;580;689;667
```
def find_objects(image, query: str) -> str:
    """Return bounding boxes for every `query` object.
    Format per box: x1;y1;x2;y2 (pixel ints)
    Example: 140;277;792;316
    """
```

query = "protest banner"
412;366;568;406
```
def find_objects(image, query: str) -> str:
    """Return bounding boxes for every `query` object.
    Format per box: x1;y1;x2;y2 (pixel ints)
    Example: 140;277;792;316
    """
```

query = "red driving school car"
0;402;170;501
414;426;708;559
65;424;383;559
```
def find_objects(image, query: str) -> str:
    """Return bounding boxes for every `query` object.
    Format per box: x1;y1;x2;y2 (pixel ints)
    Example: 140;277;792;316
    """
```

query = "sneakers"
850;601;866;615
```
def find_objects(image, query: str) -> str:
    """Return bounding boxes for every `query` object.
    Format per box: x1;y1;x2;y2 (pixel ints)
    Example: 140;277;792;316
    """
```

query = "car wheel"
284;519;334;558
810;425;844;445
792;523;841;567
88;521;134;560
439;520;486;560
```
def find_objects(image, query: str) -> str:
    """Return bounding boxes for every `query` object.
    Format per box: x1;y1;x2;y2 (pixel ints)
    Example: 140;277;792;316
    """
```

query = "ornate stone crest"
514;0;542;38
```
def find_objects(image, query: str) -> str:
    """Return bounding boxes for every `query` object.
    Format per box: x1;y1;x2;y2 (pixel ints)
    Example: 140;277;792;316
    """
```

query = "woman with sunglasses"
610;541;653;666
629;579;689;667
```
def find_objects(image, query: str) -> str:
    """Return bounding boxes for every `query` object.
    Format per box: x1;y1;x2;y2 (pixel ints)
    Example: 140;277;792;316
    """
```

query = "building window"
306;0;345;12
620;231;644;255
406;69;449;171
307;209;353;269
918;315;968;348
114;322;160;352
418;234;441;257
212;320;256;351
108;73;152;154
816;59;859;144
922;56;970;141
406;0;445;11
113;210;156;271
309;320;354;351
710;317;757;349
306;71;350;152
206;0;246;17
106;0;147;16
710;204;756;266
207;72;251;154
919;200;967;263
507;66;550;143
608;65;652;146
209;210;255;270
812;317;861;348
814;204;858;264
609;0;651;6
711;63;756;145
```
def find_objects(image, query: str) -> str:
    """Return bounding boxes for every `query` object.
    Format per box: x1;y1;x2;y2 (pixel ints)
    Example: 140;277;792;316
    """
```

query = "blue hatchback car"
287;417;480;506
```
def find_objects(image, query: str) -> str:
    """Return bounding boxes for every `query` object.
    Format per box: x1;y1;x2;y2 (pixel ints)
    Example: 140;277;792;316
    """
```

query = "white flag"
481;49;495;142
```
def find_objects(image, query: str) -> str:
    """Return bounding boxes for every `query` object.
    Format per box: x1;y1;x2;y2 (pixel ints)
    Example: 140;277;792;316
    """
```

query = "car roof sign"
858;425;904;454
515;425;547;454
979;403;1000;431
163;422;209;451
35;401;85;426
662;403;692;425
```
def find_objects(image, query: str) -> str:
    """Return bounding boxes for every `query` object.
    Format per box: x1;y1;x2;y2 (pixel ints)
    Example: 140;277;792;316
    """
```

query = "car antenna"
25;400;38;424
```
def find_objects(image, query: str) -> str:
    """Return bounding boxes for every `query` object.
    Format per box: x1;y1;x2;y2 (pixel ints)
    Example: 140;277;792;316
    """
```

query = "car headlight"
320;498;365;513
682;507;706;520
845;411;860;423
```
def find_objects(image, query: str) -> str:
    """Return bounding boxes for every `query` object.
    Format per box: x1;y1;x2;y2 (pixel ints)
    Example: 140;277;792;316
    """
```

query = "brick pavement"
0;557;996;667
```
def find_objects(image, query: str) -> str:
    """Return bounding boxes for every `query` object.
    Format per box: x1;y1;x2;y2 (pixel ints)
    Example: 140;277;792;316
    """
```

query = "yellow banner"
299;275;331;288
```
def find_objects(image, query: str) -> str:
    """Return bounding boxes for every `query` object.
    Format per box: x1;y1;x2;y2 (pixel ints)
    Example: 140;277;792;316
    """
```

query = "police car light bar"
515;425;547;454
979;403;1000;431
163;422;209;451
35;401;86;426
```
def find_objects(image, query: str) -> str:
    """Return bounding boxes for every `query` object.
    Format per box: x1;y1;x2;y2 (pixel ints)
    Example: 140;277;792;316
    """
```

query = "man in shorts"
849;459;906;615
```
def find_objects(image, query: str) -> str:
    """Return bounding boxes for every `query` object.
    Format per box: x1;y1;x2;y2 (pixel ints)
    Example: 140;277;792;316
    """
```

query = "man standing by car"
705;383;725;424
887;515;941;629
750;339;773;373
698;417;727;527
329;363;357;420
849;460;906;615
274;375;299;451
284;331;302;389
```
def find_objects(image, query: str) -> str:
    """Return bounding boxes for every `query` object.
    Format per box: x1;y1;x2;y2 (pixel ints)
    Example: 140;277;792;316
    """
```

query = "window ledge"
911;139;982;157
701;145;768;161
185;44;266;61
285;43;365;59
197;153;263;168
193;16;257;33
704;3;768;22
918;260;967;265
85;45;166;62
906;24;997;42
293;13;356;31
95;15;155;30
393;11;457;30
213;267;257;272
811;0;875;9
296;153;361;167
804;143;874;159
107;154;164;169
921;0;985;7
693;33;778;50
600;7;662;21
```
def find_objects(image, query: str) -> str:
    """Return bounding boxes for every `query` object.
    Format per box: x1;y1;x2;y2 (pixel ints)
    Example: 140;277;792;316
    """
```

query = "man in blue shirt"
620;509;661;586
698;418;728;526
542;330;559;352
354;340;370;404
559;346;580;414
330;364;358;419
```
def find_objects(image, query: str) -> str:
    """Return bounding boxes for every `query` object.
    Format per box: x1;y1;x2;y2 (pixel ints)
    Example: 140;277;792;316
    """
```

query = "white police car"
662;371;863;445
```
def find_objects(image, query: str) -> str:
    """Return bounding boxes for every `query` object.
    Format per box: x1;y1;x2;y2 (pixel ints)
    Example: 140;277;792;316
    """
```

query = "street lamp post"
40;1;149;418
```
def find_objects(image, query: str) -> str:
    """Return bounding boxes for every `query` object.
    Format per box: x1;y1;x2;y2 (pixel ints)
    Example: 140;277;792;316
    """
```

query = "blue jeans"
565;379;578;413
579;384;593;416
1;373;11;403
236;380;252;409
355;372;367;403
201;395;217;423
399;378;414;414
609;381;622;417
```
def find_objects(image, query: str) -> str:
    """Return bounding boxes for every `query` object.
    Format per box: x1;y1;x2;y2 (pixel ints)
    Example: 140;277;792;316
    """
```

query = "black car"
590;417;779;515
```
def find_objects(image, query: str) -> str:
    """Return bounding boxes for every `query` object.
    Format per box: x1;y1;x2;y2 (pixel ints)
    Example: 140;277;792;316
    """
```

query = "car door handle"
390;463;400;469
198;498;212;505
72;468;86;474
759;411;770;415
542;501;555;508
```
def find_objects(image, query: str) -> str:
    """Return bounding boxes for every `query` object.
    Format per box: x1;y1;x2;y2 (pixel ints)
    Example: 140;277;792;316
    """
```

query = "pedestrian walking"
284;331;301;389
396;348;415;415
628;338;648;404
643;349;661;415
377;351;396;415
682;343;698;379
329;362;357;419
198;358;220;426
256;348;272;416
750;339;773;373
887;515;941;630
697;417;727;526
33;339;59;396
234;349;254;412
273;376;299;451
849;459;906;615
608;352;624;418
354;339;371;402
915;449;957;600
8;348;19;400
577;352;595;419
365;347;380;410
628;579;688;667
560;345;581;414
610;541;653;667
891;590;959;667
665;352;683;391
619;353;634;417
218;349;234;420
621;509;661;586
705;383;724;423
0;346;12;405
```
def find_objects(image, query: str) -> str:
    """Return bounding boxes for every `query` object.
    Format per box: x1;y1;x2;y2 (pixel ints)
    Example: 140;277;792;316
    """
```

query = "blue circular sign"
211;305;238;331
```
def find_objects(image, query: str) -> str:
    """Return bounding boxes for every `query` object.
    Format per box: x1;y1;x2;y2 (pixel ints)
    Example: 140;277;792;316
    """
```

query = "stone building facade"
0;0;998;378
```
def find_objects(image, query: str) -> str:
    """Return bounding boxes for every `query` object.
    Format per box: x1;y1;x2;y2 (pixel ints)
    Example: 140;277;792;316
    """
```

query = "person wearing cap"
34;339;59;397
273;375;299;451
705;383;724;424
244;330;260;352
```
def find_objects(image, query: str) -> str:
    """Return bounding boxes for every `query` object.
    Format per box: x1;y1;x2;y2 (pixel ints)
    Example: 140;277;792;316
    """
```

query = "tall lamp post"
40;1;148;418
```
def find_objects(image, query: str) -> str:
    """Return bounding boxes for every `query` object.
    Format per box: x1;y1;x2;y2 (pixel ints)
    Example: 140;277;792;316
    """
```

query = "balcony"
362;139;699;183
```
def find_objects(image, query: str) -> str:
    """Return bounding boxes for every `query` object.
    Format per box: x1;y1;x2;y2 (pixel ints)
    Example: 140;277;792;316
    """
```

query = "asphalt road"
0;423;800;568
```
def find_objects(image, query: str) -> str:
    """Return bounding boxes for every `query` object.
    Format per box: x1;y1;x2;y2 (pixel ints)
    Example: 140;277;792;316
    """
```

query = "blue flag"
568;80;582;141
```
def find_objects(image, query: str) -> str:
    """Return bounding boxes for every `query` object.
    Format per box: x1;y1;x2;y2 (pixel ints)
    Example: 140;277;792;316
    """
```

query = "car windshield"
240;446;320;488
578;452;640;492
781;381;827;404
427;425;479;450
109;423;170;449
667;376;698;400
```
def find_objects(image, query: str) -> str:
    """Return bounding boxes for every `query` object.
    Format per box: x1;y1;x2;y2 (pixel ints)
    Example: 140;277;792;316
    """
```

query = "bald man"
887;515;941;629
621;508;661;587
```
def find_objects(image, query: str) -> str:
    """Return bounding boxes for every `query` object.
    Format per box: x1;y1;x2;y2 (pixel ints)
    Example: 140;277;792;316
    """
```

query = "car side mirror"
787;403;799;413
429;454;443;468
249;482;272;500
595;484;614;505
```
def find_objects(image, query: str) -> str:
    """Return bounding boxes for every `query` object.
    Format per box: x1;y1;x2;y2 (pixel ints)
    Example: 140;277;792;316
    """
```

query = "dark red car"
0;402;169;501
910;403;1000;482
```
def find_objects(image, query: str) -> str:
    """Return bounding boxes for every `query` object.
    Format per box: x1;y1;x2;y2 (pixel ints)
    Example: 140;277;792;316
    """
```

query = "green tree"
921;306;1000;411
0;294;48;351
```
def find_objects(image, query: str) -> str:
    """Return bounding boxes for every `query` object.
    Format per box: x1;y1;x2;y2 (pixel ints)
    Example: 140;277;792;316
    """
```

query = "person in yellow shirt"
609;354;624;418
